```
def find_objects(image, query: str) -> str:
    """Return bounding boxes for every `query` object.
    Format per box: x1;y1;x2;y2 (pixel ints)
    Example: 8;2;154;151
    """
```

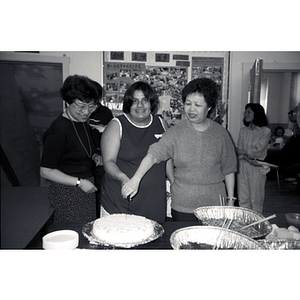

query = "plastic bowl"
285;213;300;230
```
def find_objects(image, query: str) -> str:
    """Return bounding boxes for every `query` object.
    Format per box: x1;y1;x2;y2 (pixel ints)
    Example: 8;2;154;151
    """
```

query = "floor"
25;174;300;249
263;173;300;224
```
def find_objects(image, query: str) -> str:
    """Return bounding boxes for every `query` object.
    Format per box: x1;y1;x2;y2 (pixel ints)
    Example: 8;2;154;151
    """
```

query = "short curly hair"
60;75;101;104
181;78;219;110
122;81;158;114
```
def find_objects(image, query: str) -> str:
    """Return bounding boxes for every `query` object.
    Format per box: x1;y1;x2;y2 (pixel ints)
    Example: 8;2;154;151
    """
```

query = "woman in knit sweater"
122;78;237;222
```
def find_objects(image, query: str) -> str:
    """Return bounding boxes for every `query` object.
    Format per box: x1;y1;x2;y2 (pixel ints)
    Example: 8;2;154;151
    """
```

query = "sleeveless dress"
101;114;167;223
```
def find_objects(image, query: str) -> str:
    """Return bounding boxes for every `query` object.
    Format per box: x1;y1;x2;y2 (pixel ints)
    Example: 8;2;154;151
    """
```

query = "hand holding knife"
126;195;132;217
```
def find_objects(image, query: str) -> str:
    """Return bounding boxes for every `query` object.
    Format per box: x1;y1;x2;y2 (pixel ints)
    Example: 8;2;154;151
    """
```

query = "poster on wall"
192;56;227;125
103;62;146;116
146;66;188;126
1;61;63;149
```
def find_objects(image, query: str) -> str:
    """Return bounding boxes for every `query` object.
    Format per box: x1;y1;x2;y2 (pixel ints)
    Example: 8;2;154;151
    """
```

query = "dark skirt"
48;176;97;223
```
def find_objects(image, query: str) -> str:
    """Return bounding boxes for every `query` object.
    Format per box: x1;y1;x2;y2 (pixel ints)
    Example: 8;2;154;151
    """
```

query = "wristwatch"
75;178;81;187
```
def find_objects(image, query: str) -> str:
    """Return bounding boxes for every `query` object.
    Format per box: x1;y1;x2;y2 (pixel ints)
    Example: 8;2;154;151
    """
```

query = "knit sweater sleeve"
148;125;176;162
220;129;238;175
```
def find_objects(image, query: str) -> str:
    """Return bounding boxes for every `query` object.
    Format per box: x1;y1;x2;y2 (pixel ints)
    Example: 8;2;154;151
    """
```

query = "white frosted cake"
92;214;154;245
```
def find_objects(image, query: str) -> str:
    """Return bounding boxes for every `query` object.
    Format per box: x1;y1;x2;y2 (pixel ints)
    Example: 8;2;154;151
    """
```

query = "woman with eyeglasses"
236;103;271;213
40;75;102;223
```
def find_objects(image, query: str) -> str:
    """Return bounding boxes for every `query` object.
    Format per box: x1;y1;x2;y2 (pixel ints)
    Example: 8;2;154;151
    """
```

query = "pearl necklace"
66;110;92;158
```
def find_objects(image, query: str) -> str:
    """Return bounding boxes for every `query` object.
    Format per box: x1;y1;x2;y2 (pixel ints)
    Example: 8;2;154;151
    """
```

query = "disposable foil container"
258;239;300;250
170;226;267;250
194;206;272;239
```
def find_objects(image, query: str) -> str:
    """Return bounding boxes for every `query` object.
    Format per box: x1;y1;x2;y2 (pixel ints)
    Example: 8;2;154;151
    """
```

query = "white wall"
41;51;103;84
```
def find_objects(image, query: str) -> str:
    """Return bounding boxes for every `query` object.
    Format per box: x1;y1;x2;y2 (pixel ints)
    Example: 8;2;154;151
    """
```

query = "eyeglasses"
74;101;98;112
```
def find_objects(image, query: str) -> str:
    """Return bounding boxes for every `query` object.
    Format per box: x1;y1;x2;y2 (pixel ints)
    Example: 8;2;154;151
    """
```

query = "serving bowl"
170;226;266;250
285;213;300;230
194;206;273;239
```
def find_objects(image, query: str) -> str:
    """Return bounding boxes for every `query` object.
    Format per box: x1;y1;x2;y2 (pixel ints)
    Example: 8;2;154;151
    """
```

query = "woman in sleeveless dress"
100;81;174;223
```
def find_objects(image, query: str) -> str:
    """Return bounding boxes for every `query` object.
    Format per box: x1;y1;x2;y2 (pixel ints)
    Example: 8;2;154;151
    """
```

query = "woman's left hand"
90;124;107;133
92;154;103;166
79;179;98;193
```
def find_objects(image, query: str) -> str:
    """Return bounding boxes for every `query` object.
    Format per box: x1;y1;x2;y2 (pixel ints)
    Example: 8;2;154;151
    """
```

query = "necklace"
66;110;92;158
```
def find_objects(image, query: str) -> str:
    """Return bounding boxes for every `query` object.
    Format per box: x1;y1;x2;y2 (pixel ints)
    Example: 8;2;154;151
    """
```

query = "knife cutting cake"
92;214;154;245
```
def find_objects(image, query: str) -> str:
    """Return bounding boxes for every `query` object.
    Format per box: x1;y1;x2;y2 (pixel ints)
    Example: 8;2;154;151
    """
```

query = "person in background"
88;81;114;217
237;103;271;213
122;78;237;222
40;75;102;223
280;104;300;192
270;126;285;148
100;81;174;223
288;109;299;134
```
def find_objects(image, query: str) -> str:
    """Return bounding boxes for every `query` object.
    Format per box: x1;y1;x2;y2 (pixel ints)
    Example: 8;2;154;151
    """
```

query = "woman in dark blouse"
40;75;102;223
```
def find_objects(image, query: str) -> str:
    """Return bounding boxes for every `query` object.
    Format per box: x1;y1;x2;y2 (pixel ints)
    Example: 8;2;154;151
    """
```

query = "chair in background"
257;161;281;193
264;162;281;193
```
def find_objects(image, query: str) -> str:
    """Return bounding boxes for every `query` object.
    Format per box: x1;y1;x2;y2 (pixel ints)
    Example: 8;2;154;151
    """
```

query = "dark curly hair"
181;78;219;111
60;75;101;105
243;103;268;127
122;81;158;114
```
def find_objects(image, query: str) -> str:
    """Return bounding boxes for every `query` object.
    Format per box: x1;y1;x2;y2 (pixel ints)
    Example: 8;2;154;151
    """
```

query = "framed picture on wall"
110;52;124;60
155;53;170;63
132;52;147;62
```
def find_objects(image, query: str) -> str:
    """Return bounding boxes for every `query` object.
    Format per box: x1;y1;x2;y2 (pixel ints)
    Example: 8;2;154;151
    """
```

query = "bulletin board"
103;62;146;116
146;66;187;125
191;56;227;125
103;51;229;127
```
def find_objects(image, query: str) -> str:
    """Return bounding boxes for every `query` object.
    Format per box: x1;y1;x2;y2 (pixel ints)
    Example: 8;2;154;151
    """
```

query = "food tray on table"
194;206;273;239
170;226;267;250
258;224;300;249
258;239;300;250
82;214;164;249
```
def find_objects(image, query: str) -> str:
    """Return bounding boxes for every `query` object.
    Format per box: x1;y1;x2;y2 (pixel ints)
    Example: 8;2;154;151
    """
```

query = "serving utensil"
213;218;234;250
126;195;132;217
219;195;226;206
239;214;276;230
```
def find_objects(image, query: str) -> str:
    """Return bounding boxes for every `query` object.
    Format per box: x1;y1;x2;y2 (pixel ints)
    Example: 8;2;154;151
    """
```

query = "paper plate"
43;230;79;250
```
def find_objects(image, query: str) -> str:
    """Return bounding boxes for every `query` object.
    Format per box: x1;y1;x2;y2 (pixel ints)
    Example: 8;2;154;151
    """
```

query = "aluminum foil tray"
258;239;300;250
170;226;267;250
82;215;164;249
194;206;272;239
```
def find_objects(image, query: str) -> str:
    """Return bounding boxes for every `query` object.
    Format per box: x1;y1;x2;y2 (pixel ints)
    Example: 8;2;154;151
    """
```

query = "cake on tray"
92;214;155;246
